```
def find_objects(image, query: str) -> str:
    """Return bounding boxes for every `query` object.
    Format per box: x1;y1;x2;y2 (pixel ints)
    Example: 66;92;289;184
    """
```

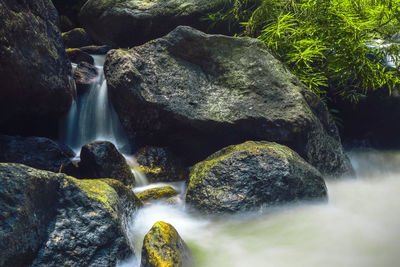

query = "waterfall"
61;55;148;185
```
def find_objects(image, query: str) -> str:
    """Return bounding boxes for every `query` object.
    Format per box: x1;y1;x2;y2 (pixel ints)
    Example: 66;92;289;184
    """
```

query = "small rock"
66;48;94;65
141;221;193;267
136;186;178;202
78;141;136;187
80;45;113;55
62;28;93;48
73;62;99;95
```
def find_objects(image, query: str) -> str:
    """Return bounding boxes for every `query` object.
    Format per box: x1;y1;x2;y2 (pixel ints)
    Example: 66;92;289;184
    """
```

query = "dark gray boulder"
141;221;193;267
79;0;228;47
73;61;99;95
135;146;188;183
185;141;328;214
66;48;94;64
0;0;73;130
0;135;75;173
104;26;353;177
0;163;142;266
78;141;136;186
62;27;93;48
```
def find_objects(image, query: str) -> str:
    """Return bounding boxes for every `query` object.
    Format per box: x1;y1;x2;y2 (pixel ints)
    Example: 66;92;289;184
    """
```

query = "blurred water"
119;150;400;267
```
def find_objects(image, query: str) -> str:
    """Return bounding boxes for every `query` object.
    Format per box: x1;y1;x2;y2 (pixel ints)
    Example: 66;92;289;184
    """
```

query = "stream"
62;55;400;267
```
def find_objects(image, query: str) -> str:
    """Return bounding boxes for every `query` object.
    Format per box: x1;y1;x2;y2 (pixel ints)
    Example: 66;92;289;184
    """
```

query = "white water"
60;55;129;154
60;56;148;185
120;150;400;267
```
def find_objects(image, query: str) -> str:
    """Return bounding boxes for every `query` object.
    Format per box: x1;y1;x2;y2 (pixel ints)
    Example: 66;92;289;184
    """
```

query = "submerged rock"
104;26;353;177
0;135;75;173
78;141;136;187
141;221;193;267
62;27;93;48
0;0;73;132
136;186;179;202
0;163;142;266
73;61;99;95
135;146;188;183
66;48;94;64
185;141;327;214
79;0;228;47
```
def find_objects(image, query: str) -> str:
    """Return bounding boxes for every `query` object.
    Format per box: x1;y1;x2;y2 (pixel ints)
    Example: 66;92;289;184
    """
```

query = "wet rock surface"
62;27;93;48
104;26;353;177
0;135;75;173
66;48;94;64
73;61;99;95
0;163;142;266
141;221;193;267
78;141;136;186
137;186;179;202
135;146;188;183
185;141;328;214
79;0;228;47
0;0;73;132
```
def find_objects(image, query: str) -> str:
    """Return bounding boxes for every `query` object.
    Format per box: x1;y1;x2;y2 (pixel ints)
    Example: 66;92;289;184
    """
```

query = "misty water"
120;150;400;267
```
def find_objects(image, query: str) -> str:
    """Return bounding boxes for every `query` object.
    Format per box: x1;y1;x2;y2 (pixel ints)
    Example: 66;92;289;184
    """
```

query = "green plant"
207;0;400;103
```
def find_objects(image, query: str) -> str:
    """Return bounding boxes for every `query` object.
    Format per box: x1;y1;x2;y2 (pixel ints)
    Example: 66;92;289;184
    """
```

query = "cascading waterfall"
119;150;400;267
61;55;148;186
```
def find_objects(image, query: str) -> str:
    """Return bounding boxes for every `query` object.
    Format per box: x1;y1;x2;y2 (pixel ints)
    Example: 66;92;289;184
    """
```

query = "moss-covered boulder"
104;26;353;177
141;221;193;267
79;0;228;47
136;146;188;183
0;0;73;134
0;135;75;173
78;141;136;186
137;186;179;202
66;48;94;64
186;141;327;214
0;163;142;266
62;27;93;48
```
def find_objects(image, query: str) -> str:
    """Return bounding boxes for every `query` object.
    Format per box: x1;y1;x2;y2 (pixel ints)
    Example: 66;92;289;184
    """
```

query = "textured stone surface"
0;163;142;266
66;48;94;64
137;186;178;202
80;0;228;47
186;141;328;214
73;61;98;95
0;135;75;172
135;146;188;183
141;221;192;267
62;27;93;48
0;0;73;132
104;26;353;177
78;141;136;186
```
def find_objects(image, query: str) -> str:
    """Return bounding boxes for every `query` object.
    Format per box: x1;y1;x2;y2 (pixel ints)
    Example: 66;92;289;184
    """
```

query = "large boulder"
141;221;192;267
0;135;75;173
79;0;228;47
185;141;328;214
104;26;353;177
0;0;73;134
0;163;142;266
78;141;136;186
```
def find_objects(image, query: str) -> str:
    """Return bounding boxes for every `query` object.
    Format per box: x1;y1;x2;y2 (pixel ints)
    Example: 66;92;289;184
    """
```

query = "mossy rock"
186;141;328;214
0;163;141;266
141;221;193;267
137;186;178;202
66;48;94;64
62;27;93;48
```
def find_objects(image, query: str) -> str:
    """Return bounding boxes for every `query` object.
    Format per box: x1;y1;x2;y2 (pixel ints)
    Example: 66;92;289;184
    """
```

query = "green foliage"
208;0;400;102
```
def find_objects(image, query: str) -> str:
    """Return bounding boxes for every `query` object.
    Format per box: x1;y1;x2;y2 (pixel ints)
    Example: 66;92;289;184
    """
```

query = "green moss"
63;177;118;214
137;186;178;201
189;141;296;188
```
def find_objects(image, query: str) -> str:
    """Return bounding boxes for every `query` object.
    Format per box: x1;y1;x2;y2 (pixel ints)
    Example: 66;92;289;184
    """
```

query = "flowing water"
60;55;129;154
120;150;400;267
